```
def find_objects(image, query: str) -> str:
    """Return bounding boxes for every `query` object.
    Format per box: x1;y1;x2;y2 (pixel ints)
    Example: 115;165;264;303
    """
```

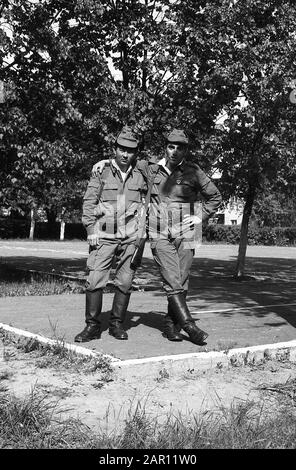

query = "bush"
0;217;87;240
203;224;296;246
0;217;30;239
1;216;296;245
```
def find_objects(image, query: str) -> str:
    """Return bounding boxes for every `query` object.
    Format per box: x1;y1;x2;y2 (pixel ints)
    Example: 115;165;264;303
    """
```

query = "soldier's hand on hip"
87;234;100;246
183;214;202;228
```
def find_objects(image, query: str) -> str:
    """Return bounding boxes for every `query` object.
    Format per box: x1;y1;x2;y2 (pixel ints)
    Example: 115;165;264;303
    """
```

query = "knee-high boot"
168;293;208;345
109;288;130;340
163;292;186;342
74;289;103;342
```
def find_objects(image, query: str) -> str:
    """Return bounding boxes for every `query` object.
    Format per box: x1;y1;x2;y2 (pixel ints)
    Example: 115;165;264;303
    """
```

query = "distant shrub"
1;217;296;245
203;224;296;246
0;218;86;240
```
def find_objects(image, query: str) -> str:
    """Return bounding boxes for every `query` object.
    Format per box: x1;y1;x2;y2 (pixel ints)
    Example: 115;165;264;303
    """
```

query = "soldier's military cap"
116;126;139;148
166;129;189;145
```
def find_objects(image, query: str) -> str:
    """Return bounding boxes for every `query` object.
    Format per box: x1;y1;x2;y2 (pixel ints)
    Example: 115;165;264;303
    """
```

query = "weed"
0;370;13;381
0;387;101;448
155;368;169;383
257;377;296;404
215;340;238;353
119;402;154;449
1;386;296;449
87;354;114;375
16;337;41;353
2;347;16;362
275;349;290;363
2;330;114;377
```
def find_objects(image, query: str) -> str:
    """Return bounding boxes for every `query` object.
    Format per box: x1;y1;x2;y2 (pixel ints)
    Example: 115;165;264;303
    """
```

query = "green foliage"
252;189;296;227
1;0;296;243
209;0;296;200
203;224;296;246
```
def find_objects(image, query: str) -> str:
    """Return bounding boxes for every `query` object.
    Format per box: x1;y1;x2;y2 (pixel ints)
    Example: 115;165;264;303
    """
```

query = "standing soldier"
74;126;147;343
147;129;222;345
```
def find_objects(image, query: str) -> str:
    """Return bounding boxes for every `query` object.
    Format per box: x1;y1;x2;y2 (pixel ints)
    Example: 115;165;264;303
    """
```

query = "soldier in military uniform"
147;129;222;345
74;126;147;343
91;129;222;346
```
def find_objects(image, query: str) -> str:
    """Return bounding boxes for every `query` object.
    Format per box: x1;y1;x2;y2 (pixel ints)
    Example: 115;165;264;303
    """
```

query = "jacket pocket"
127;183;142;202
151;175;162;195
102;183;118;202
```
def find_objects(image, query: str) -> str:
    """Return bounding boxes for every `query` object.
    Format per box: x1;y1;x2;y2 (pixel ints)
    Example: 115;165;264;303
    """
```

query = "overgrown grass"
0;388;295;449
0;389;102;449
0;264;84;297
1;328;296;449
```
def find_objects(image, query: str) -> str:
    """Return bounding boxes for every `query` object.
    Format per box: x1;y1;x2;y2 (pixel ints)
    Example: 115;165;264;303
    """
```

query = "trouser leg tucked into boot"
74;289;102;342
168;293;208;345
163;291;188;341
109;288;130;340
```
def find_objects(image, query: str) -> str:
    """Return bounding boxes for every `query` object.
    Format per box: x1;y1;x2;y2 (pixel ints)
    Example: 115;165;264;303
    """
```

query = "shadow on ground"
1;254;296;334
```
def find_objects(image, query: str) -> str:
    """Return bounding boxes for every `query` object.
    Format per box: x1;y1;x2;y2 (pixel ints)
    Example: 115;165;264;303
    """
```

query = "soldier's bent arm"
194;166;222;221
82;176;102;235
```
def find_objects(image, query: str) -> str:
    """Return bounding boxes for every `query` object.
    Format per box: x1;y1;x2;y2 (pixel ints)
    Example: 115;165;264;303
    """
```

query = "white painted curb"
1;322;296;378
112;340;296;379
0;322;119;363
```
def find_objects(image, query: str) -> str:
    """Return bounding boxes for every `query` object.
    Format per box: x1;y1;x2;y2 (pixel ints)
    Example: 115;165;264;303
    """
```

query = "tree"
1;0;235;223
252;188;296;227
0;0;115;228
1;0;295;265
201;0;296;277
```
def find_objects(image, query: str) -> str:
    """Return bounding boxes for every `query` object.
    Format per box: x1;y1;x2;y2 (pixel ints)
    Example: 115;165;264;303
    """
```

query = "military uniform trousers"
150;237;195;295
85;238;137;294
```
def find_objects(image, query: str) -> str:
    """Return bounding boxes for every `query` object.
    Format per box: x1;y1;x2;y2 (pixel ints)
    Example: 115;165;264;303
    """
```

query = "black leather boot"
74;289;102;342
109;288;130;340
168;293;208;345
162;291;187;341
162;314;183;341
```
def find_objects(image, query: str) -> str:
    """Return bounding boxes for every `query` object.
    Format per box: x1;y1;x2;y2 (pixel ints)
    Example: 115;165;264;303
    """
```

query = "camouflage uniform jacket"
82;160;147;241
141;160;222;241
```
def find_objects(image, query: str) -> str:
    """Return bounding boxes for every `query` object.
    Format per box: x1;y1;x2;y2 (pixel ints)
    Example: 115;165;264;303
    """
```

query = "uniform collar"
158;157;185;175
110;159;134;180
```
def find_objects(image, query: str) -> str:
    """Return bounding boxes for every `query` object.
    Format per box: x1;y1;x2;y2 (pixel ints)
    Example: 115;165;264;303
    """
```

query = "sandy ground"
1;241;295;442
1;337;296;436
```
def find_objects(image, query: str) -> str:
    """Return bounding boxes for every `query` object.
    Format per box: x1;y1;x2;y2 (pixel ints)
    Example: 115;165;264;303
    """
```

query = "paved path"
0;241;296;360
1;240;295;284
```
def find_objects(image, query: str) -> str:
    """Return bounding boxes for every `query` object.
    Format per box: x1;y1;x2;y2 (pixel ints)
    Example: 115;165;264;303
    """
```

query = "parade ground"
0;240;295;362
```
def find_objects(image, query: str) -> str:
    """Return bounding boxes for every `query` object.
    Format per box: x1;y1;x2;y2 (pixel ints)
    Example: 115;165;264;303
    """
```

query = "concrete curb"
112;340;296;379
1;322;296;379
0;322;118;363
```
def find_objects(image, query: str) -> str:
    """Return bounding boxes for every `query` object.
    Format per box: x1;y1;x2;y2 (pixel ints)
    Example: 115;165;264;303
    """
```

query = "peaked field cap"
116;126;139;148
166;128;189;144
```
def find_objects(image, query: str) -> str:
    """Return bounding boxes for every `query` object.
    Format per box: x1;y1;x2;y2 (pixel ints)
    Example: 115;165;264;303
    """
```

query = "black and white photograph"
0;0;296;455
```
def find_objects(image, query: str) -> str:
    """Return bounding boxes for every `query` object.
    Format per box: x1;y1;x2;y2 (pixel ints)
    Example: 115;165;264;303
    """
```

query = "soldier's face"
114;144;137;171
165;143;187;168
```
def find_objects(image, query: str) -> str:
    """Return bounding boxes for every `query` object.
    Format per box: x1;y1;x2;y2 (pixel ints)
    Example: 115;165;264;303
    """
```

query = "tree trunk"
29;208;35;240
59;207;66;241
235;184;256;279
120;42;129;90
0;80;5;103
60;221;65;241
